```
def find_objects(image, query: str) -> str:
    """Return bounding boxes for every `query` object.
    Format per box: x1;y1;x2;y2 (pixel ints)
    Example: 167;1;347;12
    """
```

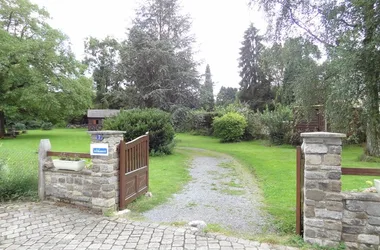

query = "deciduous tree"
0;0;93;135
252;0;380;156
216;87;237;106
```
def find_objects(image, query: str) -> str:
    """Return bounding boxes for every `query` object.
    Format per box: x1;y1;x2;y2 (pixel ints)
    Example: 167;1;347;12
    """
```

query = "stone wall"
44;169;92;207
39;131;125;213
301;132;380;250
342;192;380;249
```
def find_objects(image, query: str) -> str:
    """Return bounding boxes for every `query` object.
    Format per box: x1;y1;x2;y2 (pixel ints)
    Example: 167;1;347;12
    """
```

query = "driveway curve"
143;148;273;235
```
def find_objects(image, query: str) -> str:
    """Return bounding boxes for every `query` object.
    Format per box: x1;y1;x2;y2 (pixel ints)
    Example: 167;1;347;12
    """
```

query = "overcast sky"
31;0;267;94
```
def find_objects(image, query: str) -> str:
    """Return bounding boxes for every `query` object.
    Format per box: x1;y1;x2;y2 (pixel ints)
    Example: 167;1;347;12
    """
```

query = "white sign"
90;143;109;156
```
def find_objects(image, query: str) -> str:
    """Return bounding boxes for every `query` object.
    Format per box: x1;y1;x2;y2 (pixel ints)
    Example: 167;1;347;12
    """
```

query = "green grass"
126;148;191;212
175;133;380;234
0;129;91;152
0;129;190;208
341;145;380;191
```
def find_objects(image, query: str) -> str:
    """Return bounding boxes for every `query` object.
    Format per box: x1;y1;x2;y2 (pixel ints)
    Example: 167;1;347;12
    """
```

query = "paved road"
0;202;297;250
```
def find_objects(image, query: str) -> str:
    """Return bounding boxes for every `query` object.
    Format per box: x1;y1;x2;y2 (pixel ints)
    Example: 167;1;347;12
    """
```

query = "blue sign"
96;134;103;141
93;148;107;154
90;143;109;156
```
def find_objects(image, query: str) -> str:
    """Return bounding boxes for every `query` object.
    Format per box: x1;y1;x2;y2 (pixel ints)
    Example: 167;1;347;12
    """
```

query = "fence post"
301;132;346;248
88;130;125;213
38;139;51;201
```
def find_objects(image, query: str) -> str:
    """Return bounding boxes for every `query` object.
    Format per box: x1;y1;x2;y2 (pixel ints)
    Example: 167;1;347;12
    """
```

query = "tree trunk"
365;86;380;156
0;111;5;138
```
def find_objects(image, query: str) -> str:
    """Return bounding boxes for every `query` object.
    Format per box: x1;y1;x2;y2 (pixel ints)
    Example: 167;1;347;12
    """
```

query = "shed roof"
87;109;120;118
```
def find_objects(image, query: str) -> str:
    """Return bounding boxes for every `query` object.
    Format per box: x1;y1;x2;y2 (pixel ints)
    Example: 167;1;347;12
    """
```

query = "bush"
190;111;221;135
213;112;248;142
103;109;175;155
261;104;293;145
170;106;192;132
14;123;26;131
0;150;38;201
216;103;266;140
26;120;42;129
54;121;68;128
41;122;53;130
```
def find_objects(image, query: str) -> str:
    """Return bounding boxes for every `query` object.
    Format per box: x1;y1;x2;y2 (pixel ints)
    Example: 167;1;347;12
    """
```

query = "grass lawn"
175;133;380;234
2;129;379;236
0;129;190;209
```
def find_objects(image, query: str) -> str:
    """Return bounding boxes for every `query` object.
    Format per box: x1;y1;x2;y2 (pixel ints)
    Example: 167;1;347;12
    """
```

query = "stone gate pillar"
301;132;346;247
88;130;125;212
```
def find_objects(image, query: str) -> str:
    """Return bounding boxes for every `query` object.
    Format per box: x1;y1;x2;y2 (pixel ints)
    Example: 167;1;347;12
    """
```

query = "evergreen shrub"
103;109;175;155
213;112;247;142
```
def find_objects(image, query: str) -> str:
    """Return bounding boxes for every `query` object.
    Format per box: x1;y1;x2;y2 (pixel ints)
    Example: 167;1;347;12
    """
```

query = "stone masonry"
301;132;380;250
88;130;125;212
342;192;380;250
42;131;125;213
302;132;346;248
45;169;93;208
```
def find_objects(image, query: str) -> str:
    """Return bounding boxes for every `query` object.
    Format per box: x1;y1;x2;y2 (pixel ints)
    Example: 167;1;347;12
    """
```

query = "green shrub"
170;106;192;132
14;123;26;131
216;103;266;140
0;149;38;201
103;109;175;155
190;111;221;135
26;120;42;129
41;122;53;130
213;112;248;142
261;104;293;145
54;121;68;128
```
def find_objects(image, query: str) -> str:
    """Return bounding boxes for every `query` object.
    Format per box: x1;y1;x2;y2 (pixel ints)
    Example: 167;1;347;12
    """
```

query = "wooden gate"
296;146;305;235
119;133;149;209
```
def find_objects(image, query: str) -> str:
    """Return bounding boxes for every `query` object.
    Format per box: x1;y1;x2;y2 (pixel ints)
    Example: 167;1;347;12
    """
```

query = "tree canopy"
0;0;93;134
119;0;200;110
252;0;380;156
238;24;273;111
200;64;215;111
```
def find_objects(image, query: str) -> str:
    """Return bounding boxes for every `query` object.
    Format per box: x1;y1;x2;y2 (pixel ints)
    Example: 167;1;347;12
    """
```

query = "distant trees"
238;24;273;111
84;37;121;109
0;0;93;135
84;0;200;111
120;0;200;110
216;87;237;106
252;0;380;156
200;65;215;111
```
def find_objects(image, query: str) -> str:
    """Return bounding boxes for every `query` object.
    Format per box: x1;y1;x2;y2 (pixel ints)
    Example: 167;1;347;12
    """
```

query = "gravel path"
143;148;273;234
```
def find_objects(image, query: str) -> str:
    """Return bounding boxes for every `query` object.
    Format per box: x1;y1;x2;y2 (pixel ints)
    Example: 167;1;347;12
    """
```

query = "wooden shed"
292;105;327;145
294;105;326;133
87;109;120;131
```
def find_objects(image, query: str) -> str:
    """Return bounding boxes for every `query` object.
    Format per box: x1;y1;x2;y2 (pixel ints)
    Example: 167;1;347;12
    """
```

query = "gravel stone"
143;149;273;234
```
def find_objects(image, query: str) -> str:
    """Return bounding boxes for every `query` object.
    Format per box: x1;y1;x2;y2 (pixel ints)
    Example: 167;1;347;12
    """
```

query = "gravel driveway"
143;148;273;234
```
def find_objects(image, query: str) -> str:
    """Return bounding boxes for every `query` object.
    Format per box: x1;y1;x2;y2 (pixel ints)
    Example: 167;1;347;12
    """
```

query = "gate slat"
119;141;126;209
119;133;150;209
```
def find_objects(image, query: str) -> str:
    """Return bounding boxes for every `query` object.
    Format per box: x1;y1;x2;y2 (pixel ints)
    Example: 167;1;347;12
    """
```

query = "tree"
120;0;200;111
216;87;237;106
252;0;380;156
238;24;273;111
0;0;93;135
261;37;322;107
84;36;121;108
200;64;214;111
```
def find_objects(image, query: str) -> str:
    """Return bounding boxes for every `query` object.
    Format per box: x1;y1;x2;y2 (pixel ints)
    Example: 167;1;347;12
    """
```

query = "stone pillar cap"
87;130;126;135
301;132;346;138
